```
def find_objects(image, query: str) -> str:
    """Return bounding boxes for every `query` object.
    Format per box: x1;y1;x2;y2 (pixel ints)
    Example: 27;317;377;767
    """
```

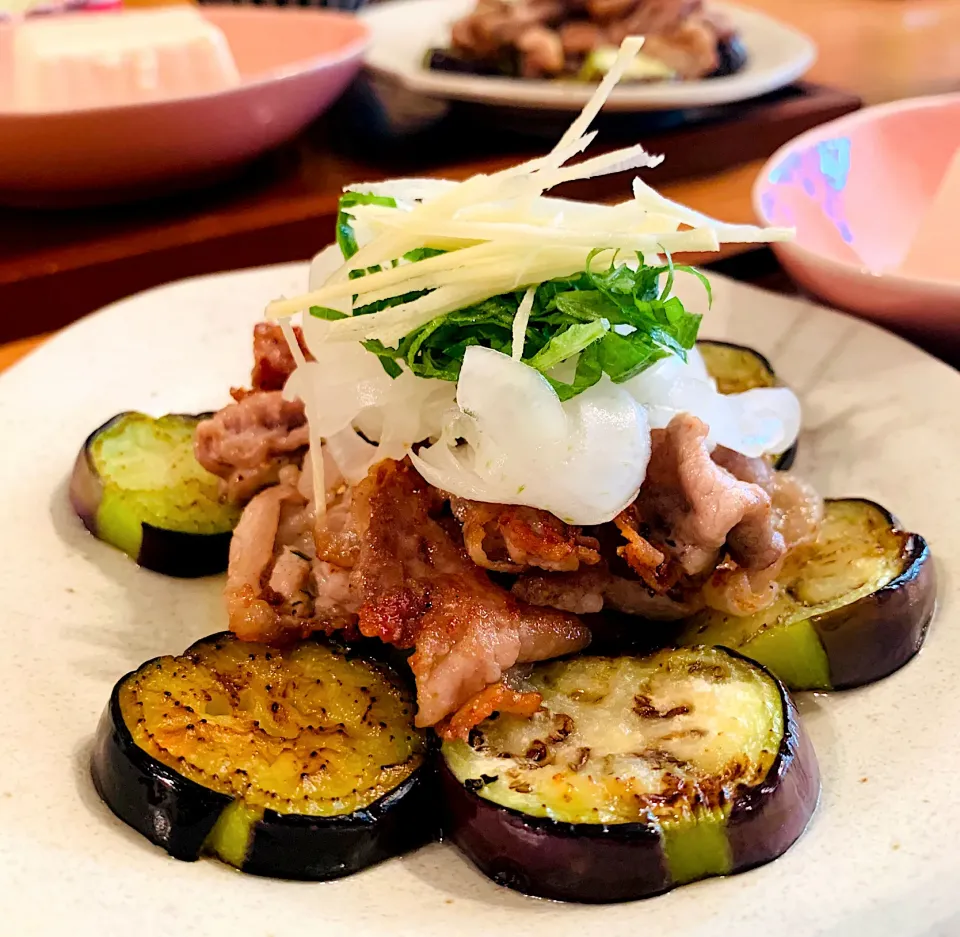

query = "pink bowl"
0;7;368;206
753;95;960;356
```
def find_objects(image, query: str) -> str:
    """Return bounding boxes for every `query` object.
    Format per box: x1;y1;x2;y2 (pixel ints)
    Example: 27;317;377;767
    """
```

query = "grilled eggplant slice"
70;412;240;577
441;646;818;903
698;340;797;469
679;499;935;690
92;633;432;880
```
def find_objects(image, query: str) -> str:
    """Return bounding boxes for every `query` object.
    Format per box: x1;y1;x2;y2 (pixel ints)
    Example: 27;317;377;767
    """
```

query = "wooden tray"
331;79;863;190
0;82;860;343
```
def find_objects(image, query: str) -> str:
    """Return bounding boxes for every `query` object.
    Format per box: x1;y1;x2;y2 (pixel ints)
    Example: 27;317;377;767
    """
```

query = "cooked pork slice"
517;25;565;76
607;14;718;77
450;496;600;573
436;682;543;741
635;413;785;576
224;470;305;643
594;0;698;30
612;506;677;593
224;466;358;642
704;447;824;615
351;459;590;727
195;391;309;502
451;0;569;59
710;444;775;488
513;563;702;620
251;322;312;392
698;3;736;41
558;20;606;55
711;444;823;553
585;0;636;22
636;20;720;79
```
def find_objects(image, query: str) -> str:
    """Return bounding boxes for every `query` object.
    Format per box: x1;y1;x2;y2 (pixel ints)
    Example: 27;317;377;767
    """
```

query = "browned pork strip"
450;496;601;573
629;19;720;79
195;391;309;502
517;25;565;76
452;0;566;55
449;0;727;81
435;682;543;741
612;506;676;593
635;413;785;576
558;20;606;55
704;446;824;615
251;322;312;392
224;468;310;643
224;466;358;643
711;446;823;549
513;563;703;620
351;460;590;728
591;0;698;29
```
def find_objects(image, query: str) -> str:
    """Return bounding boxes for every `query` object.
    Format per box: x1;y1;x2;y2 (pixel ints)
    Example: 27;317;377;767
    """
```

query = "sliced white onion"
458;346;567;449
624;351;801;458
284;344;394;439
288;322;456;484
324;427;378;486
307;244;347;296
411;347;650;525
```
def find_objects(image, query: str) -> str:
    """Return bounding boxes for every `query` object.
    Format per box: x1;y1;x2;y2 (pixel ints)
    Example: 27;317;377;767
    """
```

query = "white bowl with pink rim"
752;93;960;357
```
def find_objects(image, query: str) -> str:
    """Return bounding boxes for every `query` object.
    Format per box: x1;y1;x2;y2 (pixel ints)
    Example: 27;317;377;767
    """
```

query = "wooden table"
3;0;960;369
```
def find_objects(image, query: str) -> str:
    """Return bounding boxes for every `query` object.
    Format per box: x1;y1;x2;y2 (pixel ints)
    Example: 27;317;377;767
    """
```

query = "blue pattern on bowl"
764;136;854;244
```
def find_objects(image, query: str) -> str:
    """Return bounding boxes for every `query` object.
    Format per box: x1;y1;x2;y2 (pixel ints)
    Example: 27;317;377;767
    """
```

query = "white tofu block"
12;6;241;111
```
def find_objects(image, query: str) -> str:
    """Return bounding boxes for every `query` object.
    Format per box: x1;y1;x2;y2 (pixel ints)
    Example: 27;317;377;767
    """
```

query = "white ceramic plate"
361;0;816;111
2;263;958;937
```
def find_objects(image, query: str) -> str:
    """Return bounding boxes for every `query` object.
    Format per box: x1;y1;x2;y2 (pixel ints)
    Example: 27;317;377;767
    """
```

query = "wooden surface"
0;334;45;373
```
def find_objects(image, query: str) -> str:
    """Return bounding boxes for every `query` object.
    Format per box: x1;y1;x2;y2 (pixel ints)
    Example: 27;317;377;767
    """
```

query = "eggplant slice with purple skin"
697;339;797;470
679;499;936;691
92;633;434;880
441;646;819;903
70;412;241;577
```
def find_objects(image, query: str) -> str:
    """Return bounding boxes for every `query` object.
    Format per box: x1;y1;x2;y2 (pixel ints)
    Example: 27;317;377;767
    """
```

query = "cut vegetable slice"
698;340;797;469
697;340;779;395
580;47;677;82
70;412;240;577
92;633;433;880
679;499;935;690
441;646;819;903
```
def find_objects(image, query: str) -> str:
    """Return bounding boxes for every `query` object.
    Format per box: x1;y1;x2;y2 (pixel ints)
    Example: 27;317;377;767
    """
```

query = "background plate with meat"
361;0;816;111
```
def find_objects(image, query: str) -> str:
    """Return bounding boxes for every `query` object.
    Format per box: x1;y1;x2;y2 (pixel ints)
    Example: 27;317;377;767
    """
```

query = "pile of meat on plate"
195;323;821;739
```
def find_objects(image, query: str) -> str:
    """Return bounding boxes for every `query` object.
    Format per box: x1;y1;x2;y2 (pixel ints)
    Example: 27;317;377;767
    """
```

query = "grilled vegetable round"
679;499;935;690
70;412;240;577
698;340;797;469
92;633;433;880
441;646;819;903
712;36;749;78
